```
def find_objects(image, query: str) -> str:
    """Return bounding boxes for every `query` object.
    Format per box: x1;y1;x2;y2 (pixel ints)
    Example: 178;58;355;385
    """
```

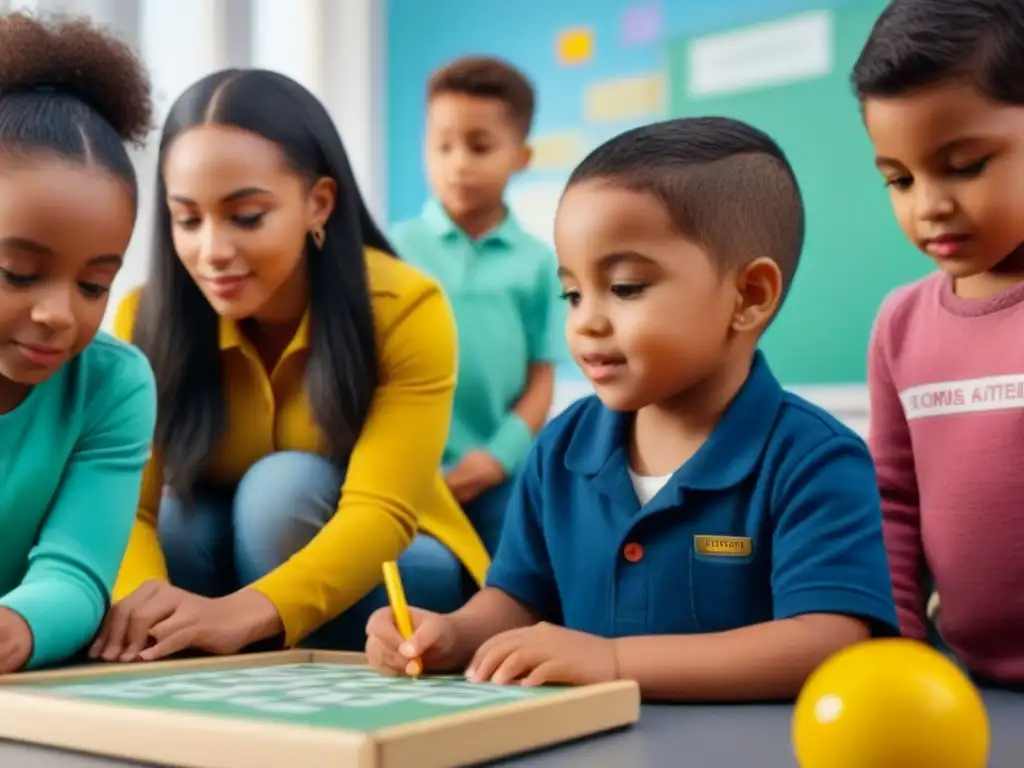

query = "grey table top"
2;687;1021;767
506;687;1024;767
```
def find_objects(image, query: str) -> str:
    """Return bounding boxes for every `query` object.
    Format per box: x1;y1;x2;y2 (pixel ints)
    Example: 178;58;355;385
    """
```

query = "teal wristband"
486;414;535;474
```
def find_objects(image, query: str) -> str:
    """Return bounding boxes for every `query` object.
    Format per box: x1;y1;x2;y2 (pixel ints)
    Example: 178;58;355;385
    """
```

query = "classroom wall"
385;0;933;406
388;0;844;227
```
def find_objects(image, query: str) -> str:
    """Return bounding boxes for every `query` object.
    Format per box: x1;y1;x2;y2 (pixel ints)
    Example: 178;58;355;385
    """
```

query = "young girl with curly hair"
0;12;157;673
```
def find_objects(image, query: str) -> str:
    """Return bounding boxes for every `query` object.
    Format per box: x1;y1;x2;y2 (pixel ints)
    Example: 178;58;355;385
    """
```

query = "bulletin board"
386;0;931;385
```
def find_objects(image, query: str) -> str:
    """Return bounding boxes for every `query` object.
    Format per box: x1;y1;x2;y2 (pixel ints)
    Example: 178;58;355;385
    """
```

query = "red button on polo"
623;542;644;563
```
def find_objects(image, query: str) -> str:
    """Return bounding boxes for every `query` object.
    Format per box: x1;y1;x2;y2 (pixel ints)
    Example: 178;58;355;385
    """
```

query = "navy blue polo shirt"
485;351;899;638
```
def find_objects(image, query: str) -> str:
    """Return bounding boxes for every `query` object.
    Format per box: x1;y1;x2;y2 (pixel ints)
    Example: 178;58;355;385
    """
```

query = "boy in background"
390;56;563;557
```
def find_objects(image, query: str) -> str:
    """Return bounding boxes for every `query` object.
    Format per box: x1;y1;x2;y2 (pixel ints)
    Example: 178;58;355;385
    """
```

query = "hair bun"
0;11;153;144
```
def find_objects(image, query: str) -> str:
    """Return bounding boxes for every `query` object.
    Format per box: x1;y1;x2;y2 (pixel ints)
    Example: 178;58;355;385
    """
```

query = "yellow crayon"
382;561;423;676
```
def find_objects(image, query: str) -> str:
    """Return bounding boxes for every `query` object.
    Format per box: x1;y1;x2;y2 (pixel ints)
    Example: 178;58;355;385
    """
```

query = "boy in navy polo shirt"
366;117;898;701
390;56;564;556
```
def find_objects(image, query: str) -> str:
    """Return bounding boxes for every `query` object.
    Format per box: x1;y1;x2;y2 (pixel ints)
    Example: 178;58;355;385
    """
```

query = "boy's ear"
517;144;533;172
730;257;783;334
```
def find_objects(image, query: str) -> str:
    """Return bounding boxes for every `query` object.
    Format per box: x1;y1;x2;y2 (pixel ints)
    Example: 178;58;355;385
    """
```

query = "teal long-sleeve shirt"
0;332;156;670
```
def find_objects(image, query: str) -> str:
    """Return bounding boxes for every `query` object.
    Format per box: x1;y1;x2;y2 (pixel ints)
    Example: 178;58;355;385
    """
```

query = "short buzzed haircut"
567;116;805;308
427;55;535;137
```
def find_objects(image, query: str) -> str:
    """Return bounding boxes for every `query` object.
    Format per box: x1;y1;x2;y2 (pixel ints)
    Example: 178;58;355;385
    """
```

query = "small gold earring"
310;226;326;249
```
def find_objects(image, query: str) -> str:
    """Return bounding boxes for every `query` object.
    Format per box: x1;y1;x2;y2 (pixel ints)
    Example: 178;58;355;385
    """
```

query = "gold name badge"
694;535;753;557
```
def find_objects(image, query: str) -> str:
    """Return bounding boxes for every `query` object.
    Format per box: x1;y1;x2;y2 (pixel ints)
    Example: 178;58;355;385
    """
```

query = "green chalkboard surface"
665;0;933;384
14;663;561;732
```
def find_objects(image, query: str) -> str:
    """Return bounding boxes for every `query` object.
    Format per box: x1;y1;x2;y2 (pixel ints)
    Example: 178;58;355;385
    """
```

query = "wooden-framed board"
0;649;640;767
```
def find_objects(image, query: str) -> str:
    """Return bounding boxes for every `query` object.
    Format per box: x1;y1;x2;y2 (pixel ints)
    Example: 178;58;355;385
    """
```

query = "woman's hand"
91;582;283;663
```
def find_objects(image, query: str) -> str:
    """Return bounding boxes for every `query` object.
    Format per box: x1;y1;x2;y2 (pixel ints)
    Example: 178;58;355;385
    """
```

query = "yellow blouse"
112;247;490;646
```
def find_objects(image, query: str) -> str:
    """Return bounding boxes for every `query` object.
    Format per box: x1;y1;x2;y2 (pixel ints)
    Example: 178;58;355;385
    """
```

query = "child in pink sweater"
852;0;1024;685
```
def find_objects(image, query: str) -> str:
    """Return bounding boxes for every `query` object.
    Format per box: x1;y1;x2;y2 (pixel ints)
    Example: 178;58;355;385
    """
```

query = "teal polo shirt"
390;200;565;474
485;351;899;638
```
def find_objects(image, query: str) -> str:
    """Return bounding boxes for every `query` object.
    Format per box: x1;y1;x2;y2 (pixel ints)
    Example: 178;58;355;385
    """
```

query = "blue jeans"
157;451;469;651
461;478;514;558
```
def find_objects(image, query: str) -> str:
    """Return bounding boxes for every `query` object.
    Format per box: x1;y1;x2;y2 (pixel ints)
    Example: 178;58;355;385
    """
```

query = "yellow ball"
792;638;989;768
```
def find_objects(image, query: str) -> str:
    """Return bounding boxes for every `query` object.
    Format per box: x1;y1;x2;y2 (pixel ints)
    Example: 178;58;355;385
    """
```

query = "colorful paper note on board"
557;27;594;66
584;73;664;124
529;131;589;171
622;3;661;46
686;10;833;98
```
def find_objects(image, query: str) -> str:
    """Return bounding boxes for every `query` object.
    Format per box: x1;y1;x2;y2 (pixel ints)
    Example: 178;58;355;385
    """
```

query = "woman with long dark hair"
89;69;489;662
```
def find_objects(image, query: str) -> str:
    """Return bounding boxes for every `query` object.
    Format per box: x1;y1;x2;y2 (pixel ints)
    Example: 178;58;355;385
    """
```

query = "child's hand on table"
365;605;460;676
445;450;506;504
467;623;618;688
0;607;33;674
